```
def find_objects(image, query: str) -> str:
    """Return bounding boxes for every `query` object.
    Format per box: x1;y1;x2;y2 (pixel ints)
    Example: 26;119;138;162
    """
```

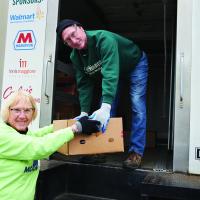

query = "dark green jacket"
70;30;141;113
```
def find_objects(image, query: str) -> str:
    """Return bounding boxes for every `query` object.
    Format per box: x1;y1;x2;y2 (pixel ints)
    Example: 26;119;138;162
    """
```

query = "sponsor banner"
1;0;48;129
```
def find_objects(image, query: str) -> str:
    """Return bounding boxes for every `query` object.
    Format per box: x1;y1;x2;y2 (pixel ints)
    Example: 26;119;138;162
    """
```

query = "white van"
0;0;200;177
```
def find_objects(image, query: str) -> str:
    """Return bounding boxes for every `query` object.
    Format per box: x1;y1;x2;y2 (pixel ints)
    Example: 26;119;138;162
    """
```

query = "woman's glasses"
10;108;34;115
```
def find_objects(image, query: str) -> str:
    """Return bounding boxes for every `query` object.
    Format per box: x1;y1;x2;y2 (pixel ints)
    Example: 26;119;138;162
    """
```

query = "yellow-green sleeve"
29;124;53;137
0;123;74;161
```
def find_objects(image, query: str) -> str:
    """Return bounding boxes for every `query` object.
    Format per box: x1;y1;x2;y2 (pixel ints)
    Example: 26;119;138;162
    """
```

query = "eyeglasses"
63;24;78;46
10;108;34;115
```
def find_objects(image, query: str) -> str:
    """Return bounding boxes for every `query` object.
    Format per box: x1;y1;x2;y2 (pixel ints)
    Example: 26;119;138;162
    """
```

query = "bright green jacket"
0;122;74;200
70;30;141;113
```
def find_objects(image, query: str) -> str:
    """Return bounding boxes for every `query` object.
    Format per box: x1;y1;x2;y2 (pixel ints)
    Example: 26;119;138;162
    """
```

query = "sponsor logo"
13;30;36;50
35;6;44;20
19;58;28;68
3;85;40;103
12;0;43;6
9;7;44;23
10;13;35;23
24;160;39;173
8;58;37;75
3;85;33;99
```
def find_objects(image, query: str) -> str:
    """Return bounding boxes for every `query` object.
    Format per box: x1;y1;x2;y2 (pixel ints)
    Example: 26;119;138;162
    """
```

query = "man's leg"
124;52;148;168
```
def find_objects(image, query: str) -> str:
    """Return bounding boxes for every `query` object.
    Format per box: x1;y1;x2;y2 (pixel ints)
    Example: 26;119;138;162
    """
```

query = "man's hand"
75;116;100;135
89;103;111;133
74;112;88;120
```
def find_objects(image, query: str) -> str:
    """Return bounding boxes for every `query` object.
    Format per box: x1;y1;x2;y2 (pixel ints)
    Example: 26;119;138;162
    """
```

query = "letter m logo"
17;32;32;43
14;30;36;50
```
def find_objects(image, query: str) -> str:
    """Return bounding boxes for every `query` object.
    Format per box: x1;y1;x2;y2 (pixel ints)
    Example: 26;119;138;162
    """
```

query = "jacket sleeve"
28;124;53;137
0;125;74;161
75;67;94;113
97;34;120;105
70;51;94;113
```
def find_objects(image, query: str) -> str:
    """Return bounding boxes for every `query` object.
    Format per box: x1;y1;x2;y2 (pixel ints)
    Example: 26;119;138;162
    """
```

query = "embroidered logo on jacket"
24;160;38;173
84;60;102;75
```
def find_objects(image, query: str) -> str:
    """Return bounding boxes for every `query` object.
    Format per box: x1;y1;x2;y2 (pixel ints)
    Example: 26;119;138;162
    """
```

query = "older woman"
0;91;100;200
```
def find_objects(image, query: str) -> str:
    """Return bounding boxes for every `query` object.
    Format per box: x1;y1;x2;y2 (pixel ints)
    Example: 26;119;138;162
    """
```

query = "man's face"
8;99;34;131
62;25;87;49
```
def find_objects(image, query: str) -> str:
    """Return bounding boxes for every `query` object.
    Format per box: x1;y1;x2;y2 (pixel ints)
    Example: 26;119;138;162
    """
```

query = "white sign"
1;0;48;129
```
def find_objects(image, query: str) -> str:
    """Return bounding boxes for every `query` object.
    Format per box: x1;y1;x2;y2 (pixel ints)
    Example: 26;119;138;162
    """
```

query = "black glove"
76;116;100;135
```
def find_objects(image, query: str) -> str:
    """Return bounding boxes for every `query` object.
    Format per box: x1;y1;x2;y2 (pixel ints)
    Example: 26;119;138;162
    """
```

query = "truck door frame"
173;0;192;173
0;0;9;104
39;0;59;127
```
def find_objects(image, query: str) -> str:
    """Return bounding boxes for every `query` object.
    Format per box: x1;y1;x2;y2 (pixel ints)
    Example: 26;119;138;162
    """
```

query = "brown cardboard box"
53;120;69;155
53;118;124;155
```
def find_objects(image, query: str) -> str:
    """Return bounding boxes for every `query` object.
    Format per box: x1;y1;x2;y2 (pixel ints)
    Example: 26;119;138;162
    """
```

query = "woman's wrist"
71;122;82;134
71;124;79;134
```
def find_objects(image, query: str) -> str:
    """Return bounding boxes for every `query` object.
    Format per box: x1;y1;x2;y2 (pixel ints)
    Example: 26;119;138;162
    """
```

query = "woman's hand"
72;116;100;135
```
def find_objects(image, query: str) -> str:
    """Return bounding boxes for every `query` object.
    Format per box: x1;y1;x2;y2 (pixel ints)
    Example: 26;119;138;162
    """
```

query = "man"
56;19;148;169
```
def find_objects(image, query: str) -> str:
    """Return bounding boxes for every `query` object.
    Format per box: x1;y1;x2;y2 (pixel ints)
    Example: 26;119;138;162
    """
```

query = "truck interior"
52;0;177;172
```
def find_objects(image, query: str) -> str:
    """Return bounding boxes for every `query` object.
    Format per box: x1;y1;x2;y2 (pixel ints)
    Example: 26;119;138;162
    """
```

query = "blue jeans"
110;52;148;156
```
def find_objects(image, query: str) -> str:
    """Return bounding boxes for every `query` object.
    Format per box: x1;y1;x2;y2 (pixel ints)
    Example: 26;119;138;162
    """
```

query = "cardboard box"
53;118;124;155
53;119;69;155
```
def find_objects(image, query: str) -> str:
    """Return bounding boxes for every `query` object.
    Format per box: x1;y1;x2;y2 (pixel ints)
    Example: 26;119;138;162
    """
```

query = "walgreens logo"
13;30;36;50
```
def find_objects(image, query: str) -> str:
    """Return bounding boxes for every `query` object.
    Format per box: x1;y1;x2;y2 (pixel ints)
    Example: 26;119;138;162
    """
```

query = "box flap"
53;120;69;155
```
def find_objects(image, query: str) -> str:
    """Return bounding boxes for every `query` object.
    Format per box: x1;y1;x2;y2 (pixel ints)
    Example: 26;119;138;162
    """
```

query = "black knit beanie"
56;19;81;40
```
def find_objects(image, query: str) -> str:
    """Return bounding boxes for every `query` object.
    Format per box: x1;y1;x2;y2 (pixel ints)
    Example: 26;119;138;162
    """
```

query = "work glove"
89;103;111;133
74;112;88;120
75;116;100;135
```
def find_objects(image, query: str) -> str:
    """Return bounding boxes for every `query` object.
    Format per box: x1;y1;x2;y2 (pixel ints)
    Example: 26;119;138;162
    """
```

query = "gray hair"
1;91;38;122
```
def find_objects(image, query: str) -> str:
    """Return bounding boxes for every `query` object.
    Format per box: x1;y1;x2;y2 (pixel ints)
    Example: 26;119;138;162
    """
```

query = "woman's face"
7;99;34;131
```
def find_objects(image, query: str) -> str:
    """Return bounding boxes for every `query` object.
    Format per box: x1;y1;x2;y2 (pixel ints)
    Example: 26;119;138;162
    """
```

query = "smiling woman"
0;90;100;200
1;91;37;131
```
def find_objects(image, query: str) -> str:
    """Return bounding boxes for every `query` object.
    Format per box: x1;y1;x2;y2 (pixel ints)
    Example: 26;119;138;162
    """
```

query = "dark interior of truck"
52;0;177;172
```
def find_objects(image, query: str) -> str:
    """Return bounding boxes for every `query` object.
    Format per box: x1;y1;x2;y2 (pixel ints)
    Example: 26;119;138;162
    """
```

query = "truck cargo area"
36;0;200;200
52;0;177;172
1;0;200;199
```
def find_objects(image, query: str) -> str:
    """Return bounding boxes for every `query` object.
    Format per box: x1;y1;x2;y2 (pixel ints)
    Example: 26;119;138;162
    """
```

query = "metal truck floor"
38;156;200;200
50;145;173;172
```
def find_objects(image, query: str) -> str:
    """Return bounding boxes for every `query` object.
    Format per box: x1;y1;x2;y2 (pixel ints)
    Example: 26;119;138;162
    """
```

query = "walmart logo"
10;13;35;23
10;8;44;23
